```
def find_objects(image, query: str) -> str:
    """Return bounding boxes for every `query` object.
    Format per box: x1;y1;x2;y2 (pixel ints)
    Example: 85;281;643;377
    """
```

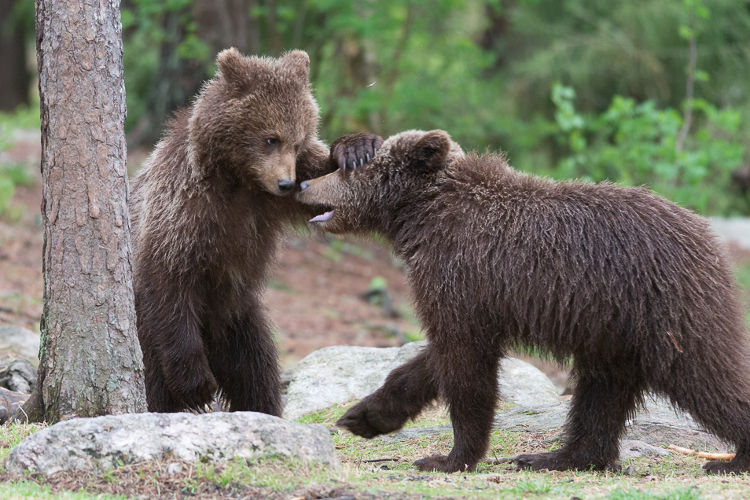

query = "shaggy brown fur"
129;48;381;414
296;129;750;474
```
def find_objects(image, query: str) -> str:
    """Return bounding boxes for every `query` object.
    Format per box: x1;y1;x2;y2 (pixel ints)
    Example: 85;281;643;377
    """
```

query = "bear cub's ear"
217;47;251;92
414;130;452;172
281;50;310;82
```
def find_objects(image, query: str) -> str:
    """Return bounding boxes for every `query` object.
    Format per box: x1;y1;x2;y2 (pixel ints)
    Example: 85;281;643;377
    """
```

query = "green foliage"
0;101;40;130
0;116;36;216
548;83;744;213
113;0;750;215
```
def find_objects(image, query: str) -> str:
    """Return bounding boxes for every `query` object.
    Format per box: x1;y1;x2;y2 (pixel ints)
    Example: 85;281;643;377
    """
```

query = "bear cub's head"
188;48;319;196
296;130;462;233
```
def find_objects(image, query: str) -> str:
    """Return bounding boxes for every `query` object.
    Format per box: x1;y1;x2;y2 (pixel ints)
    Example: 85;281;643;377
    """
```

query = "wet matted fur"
129;48;379;414
296;129;750;474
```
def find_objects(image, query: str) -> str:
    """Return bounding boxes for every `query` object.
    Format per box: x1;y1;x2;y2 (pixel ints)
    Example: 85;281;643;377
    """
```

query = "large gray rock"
0;325;40;362
497;357;561;407
5;411;340;478
283;342;559;420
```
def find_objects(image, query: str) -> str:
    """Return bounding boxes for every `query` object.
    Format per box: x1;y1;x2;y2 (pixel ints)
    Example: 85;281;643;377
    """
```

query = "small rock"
0;387;30;424
166;462;183;476
0;358;37;393
5;411;340;478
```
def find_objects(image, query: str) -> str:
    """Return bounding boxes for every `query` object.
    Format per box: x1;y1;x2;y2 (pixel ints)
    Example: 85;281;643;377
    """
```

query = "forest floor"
2;409;750;499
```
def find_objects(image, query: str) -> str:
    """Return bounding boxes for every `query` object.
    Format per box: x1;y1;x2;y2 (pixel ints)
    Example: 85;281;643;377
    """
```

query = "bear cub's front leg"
337;351;438;438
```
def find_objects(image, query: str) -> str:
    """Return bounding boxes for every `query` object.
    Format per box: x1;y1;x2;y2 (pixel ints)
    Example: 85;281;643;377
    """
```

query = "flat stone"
5;411;340;478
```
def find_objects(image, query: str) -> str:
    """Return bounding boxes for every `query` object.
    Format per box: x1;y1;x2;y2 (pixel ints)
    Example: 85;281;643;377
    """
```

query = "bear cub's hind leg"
515;370;640;472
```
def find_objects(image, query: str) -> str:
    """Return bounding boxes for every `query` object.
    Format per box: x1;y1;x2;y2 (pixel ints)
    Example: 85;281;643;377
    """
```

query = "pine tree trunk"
22;0;146;422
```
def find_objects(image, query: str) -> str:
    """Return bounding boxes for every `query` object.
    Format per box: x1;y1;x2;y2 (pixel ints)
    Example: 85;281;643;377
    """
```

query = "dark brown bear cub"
296;129;750;474
129;48;380;414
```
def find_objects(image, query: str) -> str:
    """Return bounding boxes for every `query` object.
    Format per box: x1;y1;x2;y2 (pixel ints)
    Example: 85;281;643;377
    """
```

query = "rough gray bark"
21;0;146;422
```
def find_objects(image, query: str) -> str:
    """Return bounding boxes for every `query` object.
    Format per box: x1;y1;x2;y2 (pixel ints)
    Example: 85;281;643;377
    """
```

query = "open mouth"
309;205;334;223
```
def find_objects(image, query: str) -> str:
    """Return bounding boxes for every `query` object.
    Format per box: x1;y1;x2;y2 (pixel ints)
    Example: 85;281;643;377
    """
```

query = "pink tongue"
309;210;334;223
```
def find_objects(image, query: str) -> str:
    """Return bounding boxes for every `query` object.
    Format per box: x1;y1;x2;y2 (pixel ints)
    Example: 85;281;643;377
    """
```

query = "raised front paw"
336;397;406;438
414;454;471;473
331;133;383;171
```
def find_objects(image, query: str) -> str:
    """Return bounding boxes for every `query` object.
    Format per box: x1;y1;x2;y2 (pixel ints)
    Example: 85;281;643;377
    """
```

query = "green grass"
2;406;750;499
608;487;702;500
0;480;129;499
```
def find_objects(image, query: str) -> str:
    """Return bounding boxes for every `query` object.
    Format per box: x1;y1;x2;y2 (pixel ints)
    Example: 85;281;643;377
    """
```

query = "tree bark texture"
31;0;146;421
0;0;31;111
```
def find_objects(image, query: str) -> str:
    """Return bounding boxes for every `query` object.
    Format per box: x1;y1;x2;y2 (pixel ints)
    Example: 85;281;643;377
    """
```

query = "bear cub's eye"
265;137;280;147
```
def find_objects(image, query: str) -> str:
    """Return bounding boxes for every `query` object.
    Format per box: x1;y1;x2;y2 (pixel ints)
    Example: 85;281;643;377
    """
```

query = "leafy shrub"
548;83;745;214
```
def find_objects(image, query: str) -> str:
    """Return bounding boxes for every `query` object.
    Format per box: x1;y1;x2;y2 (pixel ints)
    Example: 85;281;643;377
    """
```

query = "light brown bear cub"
296;129;750;474
129;48;381;414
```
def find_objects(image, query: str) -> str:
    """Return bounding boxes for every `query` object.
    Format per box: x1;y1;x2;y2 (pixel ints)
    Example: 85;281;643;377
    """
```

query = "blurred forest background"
2;0;750;216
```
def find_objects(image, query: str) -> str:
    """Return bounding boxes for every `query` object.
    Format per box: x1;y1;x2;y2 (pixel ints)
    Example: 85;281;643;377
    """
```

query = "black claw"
366;153;370;161
359;157;364;166
352;159;358;169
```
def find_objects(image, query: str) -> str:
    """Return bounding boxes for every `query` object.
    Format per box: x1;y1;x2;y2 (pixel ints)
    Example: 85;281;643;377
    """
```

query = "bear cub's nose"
278;180;296;194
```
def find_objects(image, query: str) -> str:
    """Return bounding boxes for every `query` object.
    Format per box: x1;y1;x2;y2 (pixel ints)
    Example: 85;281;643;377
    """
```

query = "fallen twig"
667;444;735;461
360;458;401;463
